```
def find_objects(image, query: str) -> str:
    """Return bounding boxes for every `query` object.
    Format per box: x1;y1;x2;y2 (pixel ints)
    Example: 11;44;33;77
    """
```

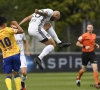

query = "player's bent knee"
6;74;12;77
22;71;27;76
81;68;86;72
52;43;56;47
50;39;56;47
14;71;19;76
44;39;56;47
93;68;98;72
82;70;86;72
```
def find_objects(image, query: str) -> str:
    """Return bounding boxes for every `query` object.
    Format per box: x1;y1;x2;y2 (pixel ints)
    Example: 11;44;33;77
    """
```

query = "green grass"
0;72;97;90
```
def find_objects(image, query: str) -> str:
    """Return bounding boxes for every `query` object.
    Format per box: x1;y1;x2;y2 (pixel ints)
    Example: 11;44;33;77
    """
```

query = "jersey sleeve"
22;33;26;40
8;28;18;34
78;35;85;43
39;9;53;17
46;9;53;17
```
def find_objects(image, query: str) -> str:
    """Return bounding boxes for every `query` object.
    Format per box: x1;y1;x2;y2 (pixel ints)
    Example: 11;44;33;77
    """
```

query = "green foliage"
1;0;100;25
0;0;100;51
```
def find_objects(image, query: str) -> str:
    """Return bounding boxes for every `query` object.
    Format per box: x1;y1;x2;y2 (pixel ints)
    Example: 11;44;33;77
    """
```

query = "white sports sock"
38;45;54;60
21;75;27;82
47;26;61;44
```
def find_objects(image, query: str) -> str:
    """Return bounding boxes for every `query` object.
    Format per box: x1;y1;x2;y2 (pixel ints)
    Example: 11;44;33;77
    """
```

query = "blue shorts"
3;53;21;74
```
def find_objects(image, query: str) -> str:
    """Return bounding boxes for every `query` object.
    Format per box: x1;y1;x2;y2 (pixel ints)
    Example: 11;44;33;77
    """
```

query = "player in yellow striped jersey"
0;16;23;90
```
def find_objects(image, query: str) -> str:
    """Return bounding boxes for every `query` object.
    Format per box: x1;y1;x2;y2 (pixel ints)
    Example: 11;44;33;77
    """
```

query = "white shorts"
28;26;51;42
20;55;27;68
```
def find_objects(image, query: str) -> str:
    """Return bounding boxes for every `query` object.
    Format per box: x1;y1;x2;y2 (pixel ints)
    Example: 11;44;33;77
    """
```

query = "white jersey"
14;33;26;55
29;8;53;28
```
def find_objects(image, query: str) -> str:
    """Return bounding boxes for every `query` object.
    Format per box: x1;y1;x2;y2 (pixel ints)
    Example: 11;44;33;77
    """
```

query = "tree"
1;0;100;52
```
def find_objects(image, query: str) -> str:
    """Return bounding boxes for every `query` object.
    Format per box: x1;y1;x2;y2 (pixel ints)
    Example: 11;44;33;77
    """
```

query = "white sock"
21;75;27;82
38;45;54;60
47;26;61;44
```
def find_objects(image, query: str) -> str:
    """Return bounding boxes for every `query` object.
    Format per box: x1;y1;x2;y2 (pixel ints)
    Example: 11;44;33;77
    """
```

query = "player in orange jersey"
76;24;100;89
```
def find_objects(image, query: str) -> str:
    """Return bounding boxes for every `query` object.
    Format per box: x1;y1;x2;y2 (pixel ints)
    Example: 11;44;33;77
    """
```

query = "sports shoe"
76;77;81;87
58;42;71;49
96;83;100;89
34;57;44;70
20;81;26;90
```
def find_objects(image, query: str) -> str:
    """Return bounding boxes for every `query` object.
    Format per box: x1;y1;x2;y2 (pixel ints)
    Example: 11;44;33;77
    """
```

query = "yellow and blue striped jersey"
0;27;20;58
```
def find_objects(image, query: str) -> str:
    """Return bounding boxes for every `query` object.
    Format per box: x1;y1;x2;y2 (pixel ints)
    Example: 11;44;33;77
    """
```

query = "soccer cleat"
58;42;71;49
20;82;26;90
76;77;81;87
96;83;100;89
34;57;44;70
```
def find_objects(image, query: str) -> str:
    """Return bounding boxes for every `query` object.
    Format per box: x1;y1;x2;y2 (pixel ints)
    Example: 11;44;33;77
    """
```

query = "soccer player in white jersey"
19;8;71;70
14;33;30;90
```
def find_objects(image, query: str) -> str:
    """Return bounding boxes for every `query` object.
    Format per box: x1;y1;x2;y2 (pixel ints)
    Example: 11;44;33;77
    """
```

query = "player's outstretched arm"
35;9;48;16
19;14;33;25
11;21;23;34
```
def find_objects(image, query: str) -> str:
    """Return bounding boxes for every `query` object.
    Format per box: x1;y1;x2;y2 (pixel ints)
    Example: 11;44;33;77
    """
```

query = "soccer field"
0;72;96;90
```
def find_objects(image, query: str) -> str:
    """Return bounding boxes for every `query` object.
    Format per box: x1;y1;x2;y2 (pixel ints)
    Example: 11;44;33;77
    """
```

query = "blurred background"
1;0;100;53
0;0;100;72
0;0;100;90
0;0;100;70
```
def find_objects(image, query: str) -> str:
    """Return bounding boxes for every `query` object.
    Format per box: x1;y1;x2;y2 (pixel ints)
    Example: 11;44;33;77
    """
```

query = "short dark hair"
86;23;93;26
0;16;7;26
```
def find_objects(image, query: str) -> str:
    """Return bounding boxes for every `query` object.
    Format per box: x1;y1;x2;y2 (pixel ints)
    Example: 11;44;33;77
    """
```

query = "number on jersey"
0;37;11;48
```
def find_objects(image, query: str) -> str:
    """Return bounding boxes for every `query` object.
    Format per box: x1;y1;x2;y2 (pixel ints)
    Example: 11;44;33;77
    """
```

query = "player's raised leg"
44;22;71;49
33;27;56;70
34;37;55;70
28;26;55;70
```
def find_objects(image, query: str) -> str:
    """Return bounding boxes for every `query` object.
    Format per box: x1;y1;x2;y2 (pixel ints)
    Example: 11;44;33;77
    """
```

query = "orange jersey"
0;27;20;58
78;32;96;52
